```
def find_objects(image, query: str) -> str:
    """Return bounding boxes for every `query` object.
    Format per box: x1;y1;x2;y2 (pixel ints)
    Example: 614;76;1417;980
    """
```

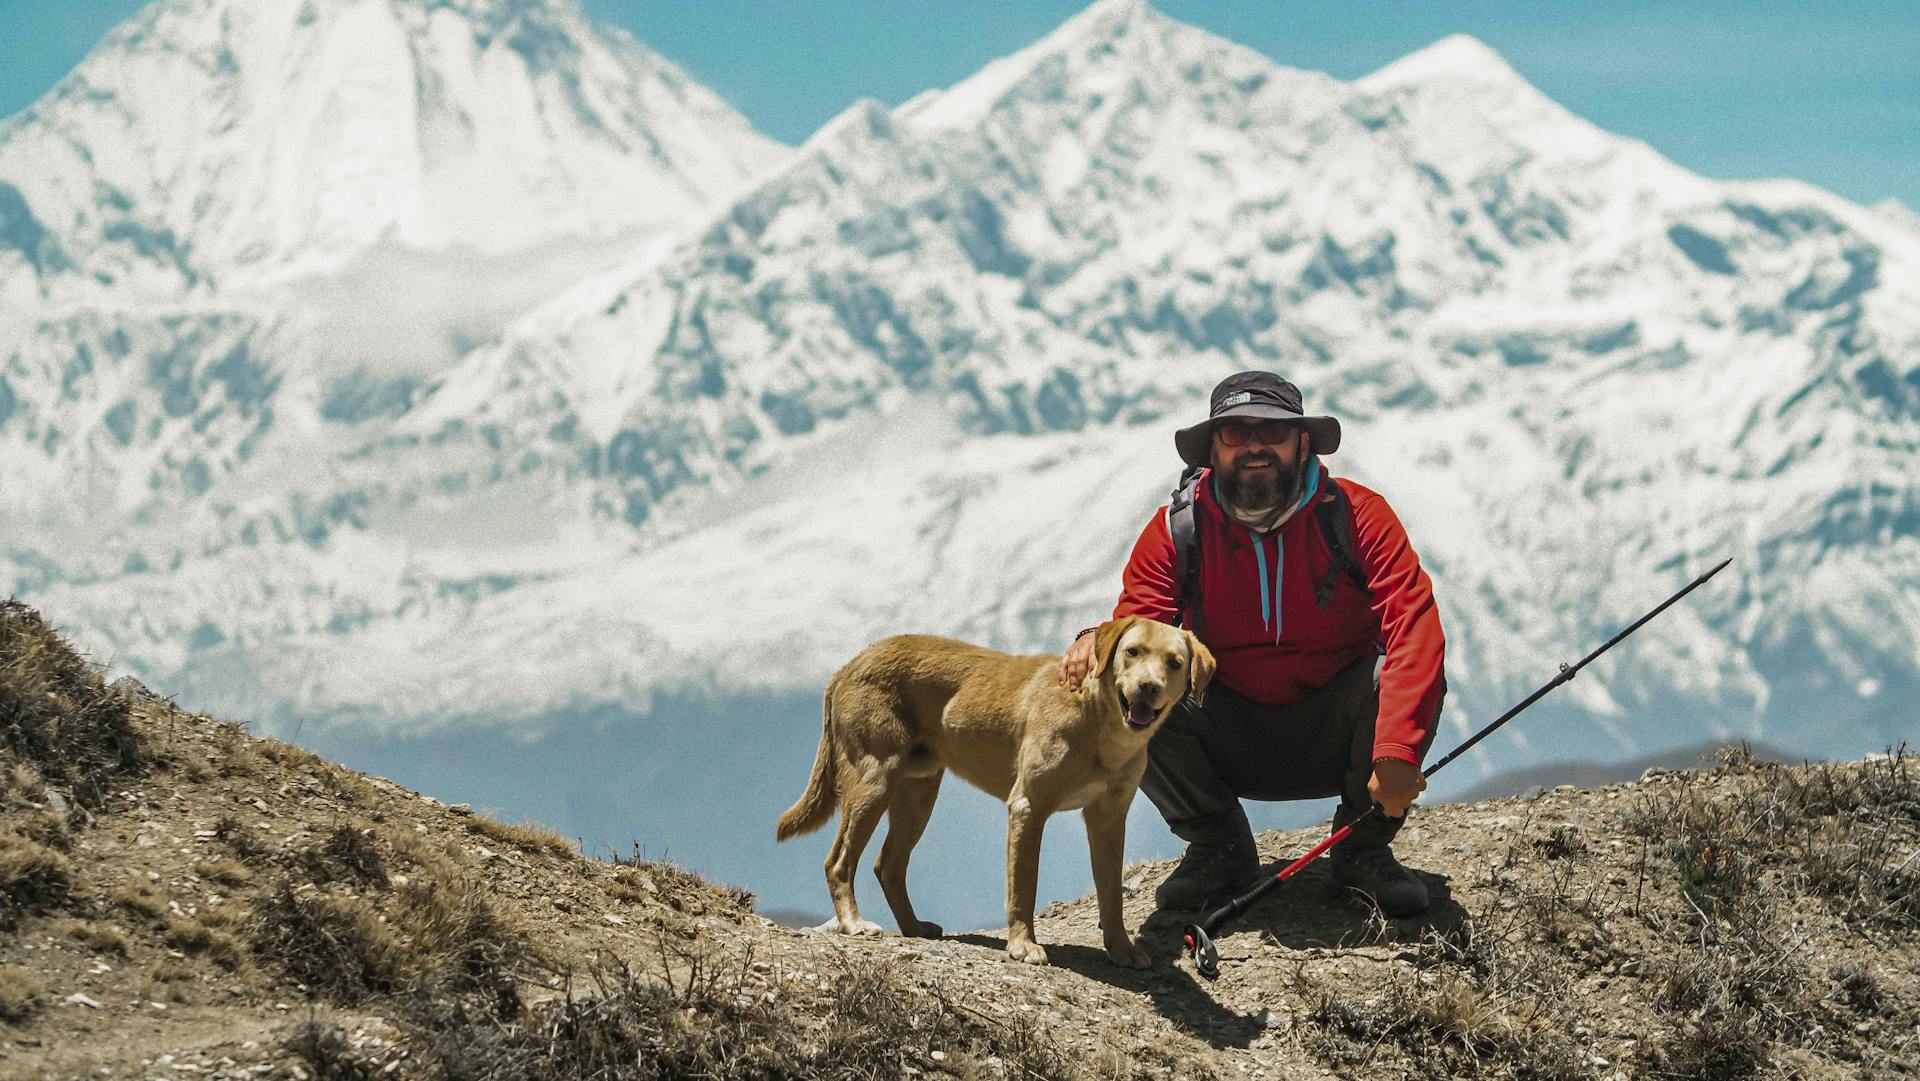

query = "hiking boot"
1155;837;1260;911
1329;840;1428;916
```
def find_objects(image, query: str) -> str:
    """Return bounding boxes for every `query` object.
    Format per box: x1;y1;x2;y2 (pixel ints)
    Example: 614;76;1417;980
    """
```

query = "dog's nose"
1135;681;1162;701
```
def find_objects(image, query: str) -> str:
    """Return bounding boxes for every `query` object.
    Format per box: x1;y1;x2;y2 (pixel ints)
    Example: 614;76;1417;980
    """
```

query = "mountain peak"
1360;33;1531;91
0;0;786;285
1046;0;1162;41
898;0;1303;133
1872;196;1920;234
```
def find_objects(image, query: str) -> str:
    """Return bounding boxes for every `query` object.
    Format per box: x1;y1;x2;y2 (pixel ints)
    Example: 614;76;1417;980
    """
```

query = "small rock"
448;803;474;817
930;1050;947;1063
604;913;628;926
65;993;104;1009
1520;786;1546;802
111;675;158;701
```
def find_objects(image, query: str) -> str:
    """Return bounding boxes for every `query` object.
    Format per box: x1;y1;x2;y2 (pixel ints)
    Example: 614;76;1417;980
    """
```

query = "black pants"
1139;654;1443;849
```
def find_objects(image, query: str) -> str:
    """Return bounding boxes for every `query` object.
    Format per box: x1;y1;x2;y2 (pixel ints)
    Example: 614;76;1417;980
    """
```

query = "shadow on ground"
955;865;1463;1051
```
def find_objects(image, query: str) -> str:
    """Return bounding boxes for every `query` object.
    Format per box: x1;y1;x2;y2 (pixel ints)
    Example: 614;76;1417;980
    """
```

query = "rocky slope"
4;601;1916;1079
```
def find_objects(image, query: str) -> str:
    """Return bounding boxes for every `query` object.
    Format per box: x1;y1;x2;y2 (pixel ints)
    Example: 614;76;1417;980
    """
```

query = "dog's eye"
1124;647;1143;657
1166;659;1183;671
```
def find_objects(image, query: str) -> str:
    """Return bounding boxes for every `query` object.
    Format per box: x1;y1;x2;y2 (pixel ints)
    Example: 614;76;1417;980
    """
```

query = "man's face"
1211;419;1307;511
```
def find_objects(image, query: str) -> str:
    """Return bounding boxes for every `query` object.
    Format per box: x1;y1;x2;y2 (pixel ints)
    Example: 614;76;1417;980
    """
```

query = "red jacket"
1113;470;1445;766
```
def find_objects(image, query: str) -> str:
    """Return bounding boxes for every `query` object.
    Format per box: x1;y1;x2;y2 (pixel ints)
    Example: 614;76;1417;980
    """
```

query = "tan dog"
776;617;1215;967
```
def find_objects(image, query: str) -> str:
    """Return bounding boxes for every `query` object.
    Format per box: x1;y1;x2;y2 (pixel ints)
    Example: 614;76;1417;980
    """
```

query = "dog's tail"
776;684;839;841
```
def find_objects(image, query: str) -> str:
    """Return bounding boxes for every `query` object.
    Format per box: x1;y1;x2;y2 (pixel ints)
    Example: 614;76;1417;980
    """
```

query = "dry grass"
0;599;142;805
111;880;168;921
251;861;536;1014
466;814;576;859
0;834;73;931
398;939;1168;1081
604;851;755;917
0;761;44;812
299;825;389;888
213;721;266;779
1288;750;1920;1079
212;814;268;863
165;916;248;971
61;918;130;956
0;964;44;1024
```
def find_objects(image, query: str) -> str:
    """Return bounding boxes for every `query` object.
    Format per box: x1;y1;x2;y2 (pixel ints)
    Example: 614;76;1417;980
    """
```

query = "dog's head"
1089;617;1216;733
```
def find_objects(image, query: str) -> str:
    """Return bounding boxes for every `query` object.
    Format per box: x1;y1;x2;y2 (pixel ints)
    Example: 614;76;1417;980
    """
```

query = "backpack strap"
1167;465;1207;637
1314;480;1371;608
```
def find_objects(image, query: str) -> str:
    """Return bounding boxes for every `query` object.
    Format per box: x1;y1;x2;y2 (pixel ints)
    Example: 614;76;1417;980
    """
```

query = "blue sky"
1;0;1914;211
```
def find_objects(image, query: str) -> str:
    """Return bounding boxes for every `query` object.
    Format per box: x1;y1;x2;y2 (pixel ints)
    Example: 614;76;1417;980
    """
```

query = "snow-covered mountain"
0;0;787;533
0;0;785;302
10;0;1920;775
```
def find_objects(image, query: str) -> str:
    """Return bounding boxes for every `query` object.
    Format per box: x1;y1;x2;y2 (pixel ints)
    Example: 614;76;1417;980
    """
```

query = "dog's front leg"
1004;792;1048;965
1085;790;1149;969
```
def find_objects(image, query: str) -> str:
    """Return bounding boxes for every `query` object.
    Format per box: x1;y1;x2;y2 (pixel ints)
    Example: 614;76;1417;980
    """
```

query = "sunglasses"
1214;420;1298;447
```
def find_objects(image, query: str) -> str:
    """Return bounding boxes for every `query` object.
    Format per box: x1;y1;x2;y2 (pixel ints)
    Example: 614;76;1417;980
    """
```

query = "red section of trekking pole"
1183;810;1376;977
1183;557;1732;980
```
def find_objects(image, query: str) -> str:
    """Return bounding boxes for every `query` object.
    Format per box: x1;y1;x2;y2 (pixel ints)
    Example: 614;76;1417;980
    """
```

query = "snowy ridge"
0;0;786;301
6;3;1920;779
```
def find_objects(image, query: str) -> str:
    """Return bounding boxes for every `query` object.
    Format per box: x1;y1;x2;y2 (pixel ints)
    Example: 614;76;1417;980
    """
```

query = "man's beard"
1220;456;1301;513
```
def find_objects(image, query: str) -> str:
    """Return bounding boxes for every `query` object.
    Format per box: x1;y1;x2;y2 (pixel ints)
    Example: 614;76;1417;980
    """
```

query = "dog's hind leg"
823;753;893;936
875;770;944;939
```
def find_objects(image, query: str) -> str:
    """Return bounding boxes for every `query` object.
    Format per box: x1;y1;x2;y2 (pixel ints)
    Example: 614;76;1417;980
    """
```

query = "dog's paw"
901;919;944;939
1006;939;1049;966
1105;938;1150;970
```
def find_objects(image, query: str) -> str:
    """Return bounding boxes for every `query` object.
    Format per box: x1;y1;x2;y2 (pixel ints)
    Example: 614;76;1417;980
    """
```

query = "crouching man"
1061;371;1447;916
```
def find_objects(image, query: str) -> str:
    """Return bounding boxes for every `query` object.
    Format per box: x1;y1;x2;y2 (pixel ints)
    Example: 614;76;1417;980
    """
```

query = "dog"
775;617;1214;967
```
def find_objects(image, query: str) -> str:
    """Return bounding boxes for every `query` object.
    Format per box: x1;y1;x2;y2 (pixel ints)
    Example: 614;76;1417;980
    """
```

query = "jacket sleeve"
1112;507;1180;624
1345;484;1447;766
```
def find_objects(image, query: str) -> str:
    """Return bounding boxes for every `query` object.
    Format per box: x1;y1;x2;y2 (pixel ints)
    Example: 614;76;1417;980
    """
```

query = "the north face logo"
1219;391;1253;408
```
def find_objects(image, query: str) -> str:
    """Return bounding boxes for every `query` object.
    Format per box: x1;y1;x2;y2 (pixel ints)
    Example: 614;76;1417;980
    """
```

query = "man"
1059;371;1446;916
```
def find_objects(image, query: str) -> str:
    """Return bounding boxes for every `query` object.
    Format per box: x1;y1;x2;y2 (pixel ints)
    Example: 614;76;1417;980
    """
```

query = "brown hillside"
2;600;1916;1080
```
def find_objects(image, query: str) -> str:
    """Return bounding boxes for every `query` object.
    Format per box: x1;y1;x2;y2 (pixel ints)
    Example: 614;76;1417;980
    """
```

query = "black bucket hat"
1174;371;1341;467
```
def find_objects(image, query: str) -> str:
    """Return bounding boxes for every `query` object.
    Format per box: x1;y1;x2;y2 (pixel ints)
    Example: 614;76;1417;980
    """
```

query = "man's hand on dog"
1058;632;1097;690
1369;758;1425;818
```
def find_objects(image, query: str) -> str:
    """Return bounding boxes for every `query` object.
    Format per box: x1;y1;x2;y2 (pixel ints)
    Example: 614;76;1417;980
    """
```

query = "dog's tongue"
1127;697;1157;727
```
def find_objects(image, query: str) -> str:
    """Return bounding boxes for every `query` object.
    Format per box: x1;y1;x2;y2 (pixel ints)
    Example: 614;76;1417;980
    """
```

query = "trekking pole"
1182;557;1733;980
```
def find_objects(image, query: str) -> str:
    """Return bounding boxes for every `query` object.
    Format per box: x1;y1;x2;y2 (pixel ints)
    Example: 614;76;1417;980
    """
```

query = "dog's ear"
1182;630;1216;706
1088;618;1134;682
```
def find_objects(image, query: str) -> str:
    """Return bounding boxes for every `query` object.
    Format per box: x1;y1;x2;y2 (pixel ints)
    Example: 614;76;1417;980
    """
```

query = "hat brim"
1175;406;1342;466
